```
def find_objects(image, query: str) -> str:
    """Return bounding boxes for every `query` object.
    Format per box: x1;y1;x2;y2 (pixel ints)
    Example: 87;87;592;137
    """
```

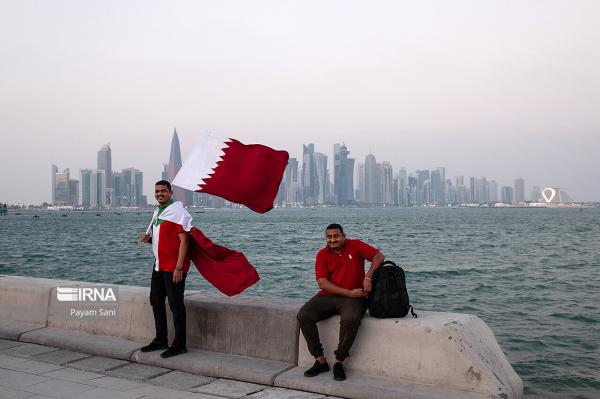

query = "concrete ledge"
275;366;491;399
0;320;46;340
0;276;523;399
20;327;143;360
132;348;294;385
185;293;303;363
46;283;157;343
297;311;522;399
0;275;67;325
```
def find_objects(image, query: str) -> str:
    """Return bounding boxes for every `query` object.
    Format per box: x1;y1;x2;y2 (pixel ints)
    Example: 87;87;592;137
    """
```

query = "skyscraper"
302;144;318;205
364;154;380;204
380;162;393;205
314;152;328;204
97;143;113;206
514;177;525;204
489;180;499;203
398;167;408;206
51;164;58;204
355;163;365;203
501;186;514;204
333;144;355;206
282;157;300;205
122;168;145;207
79;169;105;208
430;169;443;205
167;129;191;205
52;165;70;205
416;170;430;205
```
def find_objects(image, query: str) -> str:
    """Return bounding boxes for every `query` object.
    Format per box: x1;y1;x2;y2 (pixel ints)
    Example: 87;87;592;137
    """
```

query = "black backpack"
368;261;417;318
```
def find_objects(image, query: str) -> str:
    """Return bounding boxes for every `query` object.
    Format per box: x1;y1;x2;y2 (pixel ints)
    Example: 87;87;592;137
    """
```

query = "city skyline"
46;132;582;208
2;2;599;204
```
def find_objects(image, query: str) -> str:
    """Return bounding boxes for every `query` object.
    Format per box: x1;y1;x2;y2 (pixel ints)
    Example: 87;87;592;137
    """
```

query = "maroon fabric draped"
189;227;259;296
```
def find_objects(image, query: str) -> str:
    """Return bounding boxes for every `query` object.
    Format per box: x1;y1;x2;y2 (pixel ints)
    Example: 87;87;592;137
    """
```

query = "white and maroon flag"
172;133;288;213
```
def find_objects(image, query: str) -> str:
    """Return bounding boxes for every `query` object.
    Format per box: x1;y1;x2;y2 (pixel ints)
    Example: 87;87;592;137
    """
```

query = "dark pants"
297;294;367;362
149;270;187;349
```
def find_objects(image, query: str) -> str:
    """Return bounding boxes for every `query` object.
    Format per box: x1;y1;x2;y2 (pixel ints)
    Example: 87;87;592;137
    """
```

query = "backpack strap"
409;305;418;318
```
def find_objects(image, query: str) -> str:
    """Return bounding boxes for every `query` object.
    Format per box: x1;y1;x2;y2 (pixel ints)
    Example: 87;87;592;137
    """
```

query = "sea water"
1;207;598;398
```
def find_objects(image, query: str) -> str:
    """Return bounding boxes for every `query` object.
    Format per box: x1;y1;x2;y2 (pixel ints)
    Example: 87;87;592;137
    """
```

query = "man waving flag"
172;132;289;213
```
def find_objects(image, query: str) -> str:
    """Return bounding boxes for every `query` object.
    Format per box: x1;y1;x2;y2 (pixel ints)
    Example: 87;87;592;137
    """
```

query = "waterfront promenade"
0;275;523;399
0;339;338;399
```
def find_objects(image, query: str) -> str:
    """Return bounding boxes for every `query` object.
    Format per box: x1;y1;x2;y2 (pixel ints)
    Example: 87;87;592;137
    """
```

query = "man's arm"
363;251;385;293
317;278;367;298
173;232;189;284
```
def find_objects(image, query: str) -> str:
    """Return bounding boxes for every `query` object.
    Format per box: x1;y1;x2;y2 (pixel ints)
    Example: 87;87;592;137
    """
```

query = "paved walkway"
0;339;343;399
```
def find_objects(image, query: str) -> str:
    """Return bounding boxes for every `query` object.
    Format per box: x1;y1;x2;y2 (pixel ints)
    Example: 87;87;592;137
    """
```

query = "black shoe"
333;362;346;381
160;346;188;358
303;360;330;377
140;342;168;352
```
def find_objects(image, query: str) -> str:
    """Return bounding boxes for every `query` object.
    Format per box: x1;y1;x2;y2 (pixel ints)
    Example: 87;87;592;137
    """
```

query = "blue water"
1;208;599;398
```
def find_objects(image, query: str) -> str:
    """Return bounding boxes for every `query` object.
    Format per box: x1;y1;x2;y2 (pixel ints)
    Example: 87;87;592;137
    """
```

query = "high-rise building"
69;179;79;205
489;180;499;203
408;175;418;206
302;144;318;205
416;170;430;205
364;154;380;204
469;177;478;203
398;168;408;206
380;162;393;205
52;166;70;205
314;152;328;204
355;163;365;203
97;143;113;207
430;170;443;205
434;167;446;204
514;177;525;204
161;164;168;181
283;157;300;205
501;186;514;204
79;169;106;208
51;164;58;204
167;129;191;205
333;144;355;206
121;168;145;207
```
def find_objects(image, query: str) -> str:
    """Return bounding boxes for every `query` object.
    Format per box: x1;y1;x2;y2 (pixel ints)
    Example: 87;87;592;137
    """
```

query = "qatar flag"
172;133;289;213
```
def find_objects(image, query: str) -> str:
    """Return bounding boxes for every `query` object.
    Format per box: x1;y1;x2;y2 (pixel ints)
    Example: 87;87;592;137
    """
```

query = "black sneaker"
333;362;346;381
140;342;168;352
160;346;188;358
303;360;330;377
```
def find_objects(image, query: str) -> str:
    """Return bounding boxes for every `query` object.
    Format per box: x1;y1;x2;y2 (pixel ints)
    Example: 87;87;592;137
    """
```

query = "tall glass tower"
167;129;191;205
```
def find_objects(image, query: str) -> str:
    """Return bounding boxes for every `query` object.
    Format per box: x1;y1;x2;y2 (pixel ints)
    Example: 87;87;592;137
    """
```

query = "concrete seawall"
0;275;523;399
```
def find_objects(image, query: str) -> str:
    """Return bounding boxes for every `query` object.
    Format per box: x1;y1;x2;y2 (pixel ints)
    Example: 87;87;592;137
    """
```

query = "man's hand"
139;233;150;243
348;288;367;298
173;269;183;284
363;277;373;293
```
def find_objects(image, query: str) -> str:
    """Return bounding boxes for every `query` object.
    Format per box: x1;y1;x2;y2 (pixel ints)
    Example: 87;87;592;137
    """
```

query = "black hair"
326;223;344;234
155;180;172;191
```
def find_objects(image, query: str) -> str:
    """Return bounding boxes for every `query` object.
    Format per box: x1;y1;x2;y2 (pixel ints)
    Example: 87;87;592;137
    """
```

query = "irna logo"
57;286;117;302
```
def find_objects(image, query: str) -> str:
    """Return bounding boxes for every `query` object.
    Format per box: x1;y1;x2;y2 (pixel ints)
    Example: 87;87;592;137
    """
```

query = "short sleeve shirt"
315;239;379;296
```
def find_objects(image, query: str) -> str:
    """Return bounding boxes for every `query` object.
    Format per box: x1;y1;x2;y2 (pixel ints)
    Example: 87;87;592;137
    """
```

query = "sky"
1;0;599;204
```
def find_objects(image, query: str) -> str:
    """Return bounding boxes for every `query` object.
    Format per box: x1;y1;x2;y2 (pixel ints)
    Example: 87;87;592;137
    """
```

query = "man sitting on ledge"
297;223;384;381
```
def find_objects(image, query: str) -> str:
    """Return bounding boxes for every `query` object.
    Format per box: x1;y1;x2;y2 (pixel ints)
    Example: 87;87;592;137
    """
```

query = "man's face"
155;185;173;206
325;228;346;250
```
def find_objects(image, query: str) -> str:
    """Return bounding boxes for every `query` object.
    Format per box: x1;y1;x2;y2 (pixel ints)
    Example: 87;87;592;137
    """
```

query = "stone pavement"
0;339;344;399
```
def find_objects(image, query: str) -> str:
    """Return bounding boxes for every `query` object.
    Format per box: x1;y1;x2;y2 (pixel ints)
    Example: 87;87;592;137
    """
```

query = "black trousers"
297;294;367;362
149;270;187;349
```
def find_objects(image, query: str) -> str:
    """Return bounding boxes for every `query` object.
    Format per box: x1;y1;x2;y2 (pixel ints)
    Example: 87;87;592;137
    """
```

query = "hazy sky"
1;0;599;204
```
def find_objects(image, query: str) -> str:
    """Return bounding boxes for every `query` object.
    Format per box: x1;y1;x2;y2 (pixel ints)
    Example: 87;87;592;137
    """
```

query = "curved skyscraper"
167;129;191;205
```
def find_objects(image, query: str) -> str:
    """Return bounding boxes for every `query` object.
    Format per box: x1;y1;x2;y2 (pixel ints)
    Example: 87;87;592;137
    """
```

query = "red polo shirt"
315;239;379;296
